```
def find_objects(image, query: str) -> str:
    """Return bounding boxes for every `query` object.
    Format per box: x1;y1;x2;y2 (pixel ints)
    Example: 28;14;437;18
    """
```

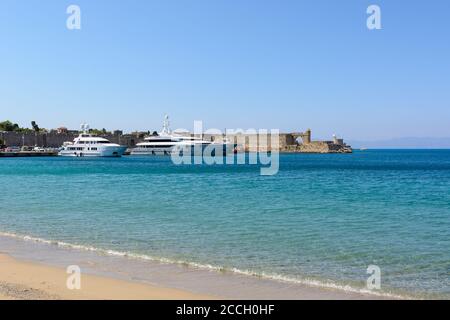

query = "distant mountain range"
347;137;450;149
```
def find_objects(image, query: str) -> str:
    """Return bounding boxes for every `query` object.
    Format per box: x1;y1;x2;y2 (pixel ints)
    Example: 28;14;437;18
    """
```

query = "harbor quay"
0;129;352;154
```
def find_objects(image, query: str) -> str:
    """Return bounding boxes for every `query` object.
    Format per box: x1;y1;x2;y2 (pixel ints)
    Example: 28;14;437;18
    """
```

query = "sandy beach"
0;253;212;300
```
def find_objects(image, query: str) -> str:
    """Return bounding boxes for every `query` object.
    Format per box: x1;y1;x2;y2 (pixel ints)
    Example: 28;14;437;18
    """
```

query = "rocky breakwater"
286;130;353;153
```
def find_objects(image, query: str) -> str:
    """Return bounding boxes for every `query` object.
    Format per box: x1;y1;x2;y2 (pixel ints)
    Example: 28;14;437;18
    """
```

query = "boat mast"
162;115;171;135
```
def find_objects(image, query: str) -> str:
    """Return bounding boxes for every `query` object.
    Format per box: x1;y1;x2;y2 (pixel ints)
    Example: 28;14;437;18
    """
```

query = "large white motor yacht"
131;116;233;156
58;124;127;157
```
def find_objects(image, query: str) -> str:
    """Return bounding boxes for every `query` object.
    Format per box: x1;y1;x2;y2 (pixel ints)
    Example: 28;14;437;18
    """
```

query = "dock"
0;151;58;157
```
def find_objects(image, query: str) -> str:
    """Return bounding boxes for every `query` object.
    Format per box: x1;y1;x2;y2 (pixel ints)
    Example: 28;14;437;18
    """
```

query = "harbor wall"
0;131;296;150
0;132;139;148
203;134;351;153
0;131;351;153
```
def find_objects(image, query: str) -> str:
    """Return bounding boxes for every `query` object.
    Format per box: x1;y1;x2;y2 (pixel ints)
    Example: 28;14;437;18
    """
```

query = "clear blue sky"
1;0;449;140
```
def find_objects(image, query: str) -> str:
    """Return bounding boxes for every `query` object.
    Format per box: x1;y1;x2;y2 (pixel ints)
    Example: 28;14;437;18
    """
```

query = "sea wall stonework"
204;132;351;153
0;132;139;148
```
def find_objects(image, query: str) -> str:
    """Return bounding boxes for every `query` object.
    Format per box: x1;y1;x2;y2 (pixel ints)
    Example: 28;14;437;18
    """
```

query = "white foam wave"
0;231;415;299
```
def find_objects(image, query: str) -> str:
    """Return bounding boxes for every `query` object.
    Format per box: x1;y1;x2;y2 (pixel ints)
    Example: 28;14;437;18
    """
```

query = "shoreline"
0;232;398;300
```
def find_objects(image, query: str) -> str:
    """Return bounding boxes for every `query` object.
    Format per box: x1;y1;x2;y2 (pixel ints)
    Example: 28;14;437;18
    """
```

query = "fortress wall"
104;135;138;147
204;133;294;152
0;132;71;147
0;132;139;148
1;131;295;150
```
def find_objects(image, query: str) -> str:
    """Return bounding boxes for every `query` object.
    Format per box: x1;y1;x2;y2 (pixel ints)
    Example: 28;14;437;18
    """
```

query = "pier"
0;151;58;157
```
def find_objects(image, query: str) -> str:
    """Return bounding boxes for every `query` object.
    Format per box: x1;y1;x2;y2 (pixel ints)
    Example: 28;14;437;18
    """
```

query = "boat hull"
130;144;234;156
59;146;127;157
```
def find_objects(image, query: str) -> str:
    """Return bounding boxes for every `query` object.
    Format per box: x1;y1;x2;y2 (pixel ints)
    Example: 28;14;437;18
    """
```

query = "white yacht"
58;124;127;157
131;116;233;156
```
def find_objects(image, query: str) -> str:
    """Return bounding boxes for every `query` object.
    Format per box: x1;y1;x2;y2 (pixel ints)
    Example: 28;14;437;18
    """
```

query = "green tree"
31;121;40;132
0;120;39;133
89;128;111;136
0;120;19;131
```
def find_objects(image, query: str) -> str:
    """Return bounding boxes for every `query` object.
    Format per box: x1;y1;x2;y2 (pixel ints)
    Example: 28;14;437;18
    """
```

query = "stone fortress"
202;129;352;153
0;128;352;153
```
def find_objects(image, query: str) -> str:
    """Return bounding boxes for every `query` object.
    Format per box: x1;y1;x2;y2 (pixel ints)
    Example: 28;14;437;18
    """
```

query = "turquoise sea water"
0;150;449;298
